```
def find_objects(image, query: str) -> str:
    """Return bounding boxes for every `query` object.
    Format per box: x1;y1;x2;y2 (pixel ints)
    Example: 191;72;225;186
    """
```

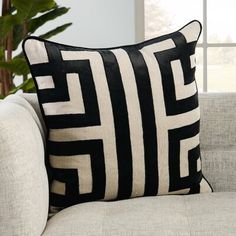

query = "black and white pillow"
23;20;212;212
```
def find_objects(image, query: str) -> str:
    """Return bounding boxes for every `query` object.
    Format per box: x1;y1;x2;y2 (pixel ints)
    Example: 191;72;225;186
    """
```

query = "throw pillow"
23;20;212;212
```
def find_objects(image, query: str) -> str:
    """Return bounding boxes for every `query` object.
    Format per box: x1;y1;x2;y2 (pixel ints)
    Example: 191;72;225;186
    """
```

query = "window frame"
142;0;236;92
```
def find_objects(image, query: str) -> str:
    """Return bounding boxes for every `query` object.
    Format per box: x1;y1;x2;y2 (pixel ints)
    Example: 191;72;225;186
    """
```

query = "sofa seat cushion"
42;192;236;236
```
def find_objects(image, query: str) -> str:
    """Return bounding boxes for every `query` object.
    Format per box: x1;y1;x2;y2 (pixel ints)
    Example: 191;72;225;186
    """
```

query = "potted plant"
0;0;72;98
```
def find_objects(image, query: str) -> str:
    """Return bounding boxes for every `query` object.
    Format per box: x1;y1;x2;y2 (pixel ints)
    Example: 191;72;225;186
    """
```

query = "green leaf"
39;23;72;39
23;78;36;92
9;78;35;94
29;7;70;34
0;15;21;38
0;47;4;60
12;0;56;19
0;58;29;75
12;24;24;50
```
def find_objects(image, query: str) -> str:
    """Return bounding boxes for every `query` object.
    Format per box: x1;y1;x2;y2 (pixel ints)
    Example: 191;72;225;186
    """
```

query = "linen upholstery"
200;93;236;192
5;94;46;144
20;93;47;141
0;96;48;236
42;192;236;236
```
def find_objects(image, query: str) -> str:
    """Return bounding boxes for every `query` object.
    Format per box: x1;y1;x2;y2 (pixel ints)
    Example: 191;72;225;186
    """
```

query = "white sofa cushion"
43;192;236;236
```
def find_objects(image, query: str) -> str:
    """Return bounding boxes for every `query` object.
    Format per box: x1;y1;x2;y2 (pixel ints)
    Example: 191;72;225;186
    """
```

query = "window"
145;0;236;92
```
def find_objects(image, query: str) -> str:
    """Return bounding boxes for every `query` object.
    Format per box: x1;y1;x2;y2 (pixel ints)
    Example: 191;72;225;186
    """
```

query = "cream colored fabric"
5;94;46;145
0;98;48;236
199;93;236;192
43;192;236;236
20;93;46;137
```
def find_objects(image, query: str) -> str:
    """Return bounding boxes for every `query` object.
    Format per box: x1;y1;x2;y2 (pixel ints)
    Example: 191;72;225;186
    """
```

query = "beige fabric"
0;98;48;236
199;93;236;192
199;93;236;150
43;192;236;236
5;94;46;144
20;93;46;138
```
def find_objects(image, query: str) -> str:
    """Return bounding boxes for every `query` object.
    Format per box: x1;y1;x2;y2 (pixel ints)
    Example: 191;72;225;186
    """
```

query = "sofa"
0;92;236;236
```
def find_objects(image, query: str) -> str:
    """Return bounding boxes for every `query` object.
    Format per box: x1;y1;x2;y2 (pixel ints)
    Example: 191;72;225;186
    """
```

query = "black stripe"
38;42;69;103
45;60;101;129
154;35;198;116
168;120;201;192
49;139;106;206
125;48;158;196
171;33;196;85
30;43;101;129
99;50;133;200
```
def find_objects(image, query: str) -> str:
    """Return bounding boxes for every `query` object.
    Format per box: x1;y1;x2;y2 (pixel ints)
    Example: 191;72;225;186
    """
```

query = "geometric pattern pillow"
23;20;212;212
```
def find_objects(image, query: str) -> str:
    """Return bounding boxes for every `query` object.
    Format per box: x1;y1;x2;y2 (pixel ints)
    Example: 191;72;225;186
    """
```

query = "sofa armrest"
0;99;49;236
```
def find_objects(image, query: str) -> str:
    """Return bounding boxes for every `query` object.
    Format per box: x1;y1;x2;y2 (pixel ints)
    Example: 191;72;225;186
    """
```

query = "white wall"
36;0;143;48
0;0;144;85
0;0;144;47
